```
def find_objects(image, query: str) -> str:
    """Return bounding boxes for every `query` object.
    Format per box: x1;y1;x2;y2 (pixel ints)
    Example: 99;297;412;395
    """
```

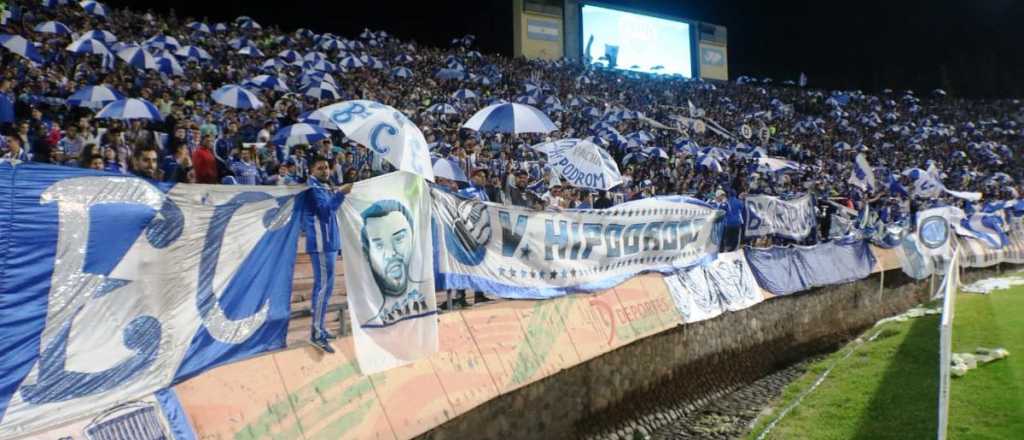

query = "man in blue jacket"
305;155;351;353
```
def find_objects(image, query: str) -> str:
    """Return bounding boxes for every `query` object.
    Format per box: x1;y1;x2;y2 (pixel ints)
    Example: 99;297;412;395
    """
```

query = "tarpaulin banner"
664;251;764;323
958;230;1024;268
341;172;437;375
16;388;196;440
744;194;817;240
434;191;722;298
916;206;964;259
744;239;876;296
0;162;303;439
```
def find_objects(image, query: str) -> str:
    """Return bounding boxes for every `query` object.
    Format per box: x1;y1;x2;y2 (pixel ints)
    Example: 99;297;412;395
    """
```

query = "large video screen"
581;4;692;77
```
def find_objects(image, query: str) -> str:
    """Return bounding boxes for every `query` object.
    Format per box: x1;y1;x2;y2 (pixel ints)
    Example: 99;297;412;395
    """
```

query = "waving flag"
849;153;876;192
957;214;1009;249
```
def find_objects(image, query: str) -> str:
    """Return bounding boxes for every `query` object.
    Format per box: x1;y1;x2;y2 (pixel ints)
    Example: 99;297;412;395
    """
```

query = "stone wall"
418;265;1013;440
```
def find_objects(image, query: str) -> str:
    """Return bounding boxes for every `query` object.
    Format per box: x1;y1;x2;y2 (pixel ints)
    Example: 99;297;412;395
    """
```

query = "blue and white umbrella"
79;1;108;17
314;100;435;181
304;59;336;73
394;53;414;64
228;36;251;49
544;95;562;106
65;37;112;56
463;103;556;134
298;109;340;130
581;106;602;119
34;21;72;35
544;103;565;113
432;157;468;182
175;45;211;61
697;154;724;173
153;54;184;76
0;34;44;64
622;151;649;166
428;141;452;155
627;131;654;144
212;85;264;110
238;20;261;30
301;82;340;100
213;23;229;33
240;73;286;92
234;15;252;23
514;95;540;105
389;66;413;79
303;51;327;63
109;41;135;52
277;49;301;63
475;75;495;86
435;68;465;81
364;56;386;69
641;147;669;160
66;84;123;109
117;46;156;69
145;35;180;50
272;123;329;147
426;103;460;115
236;46;263;57
568;96;588;107
533;138;622;190
260;58;286;71
452;88;478;100
41;0;70;8
339;54;364;68
319;39;345;51
186;21;211;33
299;72;337;88
96;98;162;121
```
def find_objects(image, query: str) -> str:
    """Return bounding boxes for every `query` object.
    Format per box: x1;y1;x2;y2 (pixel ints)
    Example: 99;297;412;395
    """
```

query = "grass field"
747;271;1024;440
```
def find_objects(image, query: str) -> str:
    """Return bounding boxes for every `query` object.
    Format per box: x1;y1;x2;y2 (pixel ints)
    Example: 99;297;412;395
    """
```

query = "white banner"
917;206;964;259
664;251;764;323
958;230;1024;268
341;172;437;375
744;194;817;240
434;191;722;299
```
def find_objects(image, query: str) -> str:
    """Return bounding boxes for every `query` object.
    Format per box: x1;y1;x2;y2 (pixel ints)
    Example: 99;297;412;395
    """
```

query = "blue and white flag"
957;213;1009;249
849;153;876;192
903;167;943;198
0;163;304;437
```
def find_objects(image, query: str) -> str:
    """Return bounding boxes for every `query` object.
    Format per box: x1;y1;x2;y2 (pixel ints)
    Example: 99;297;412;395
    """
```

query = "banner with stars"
432;190;722;299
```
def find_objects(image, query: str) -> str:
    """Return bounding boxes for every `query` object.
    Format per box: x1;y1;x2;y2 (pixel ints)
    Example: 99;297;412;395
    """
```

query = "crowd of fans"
1;0;1022;248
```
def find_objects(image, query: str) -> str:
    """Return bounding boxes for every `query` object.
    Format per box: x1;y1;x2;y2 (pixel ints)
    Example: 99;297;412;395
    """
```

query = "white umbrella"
313;100;435;181
533;138;622;190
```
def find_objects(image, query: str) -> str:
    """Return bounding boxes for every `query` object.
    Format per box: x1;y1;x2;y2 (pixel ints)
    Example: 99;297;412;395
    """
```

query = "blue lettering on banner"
329;102;371;125
368;123;396;154
498;211;528;257
545;219;569;260
605;223;624;257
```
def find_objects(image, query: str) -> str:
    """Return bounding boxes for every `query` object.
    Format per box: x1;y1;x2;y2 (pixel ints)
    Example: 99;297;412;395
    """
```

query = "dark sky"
110;0;1024;98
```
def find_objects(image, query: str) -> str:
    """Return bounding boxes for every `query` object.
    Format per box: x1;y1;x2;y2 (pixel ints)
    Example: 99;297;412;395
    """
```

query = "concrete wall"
417;268;955;440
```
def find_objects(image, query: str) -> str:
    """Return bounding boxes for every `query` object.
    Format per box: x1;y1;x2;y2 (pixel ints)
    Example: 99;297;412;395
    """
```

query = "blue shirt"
725;196;745;227
0;92;14;124
304;176;345;253
457;184;489;202
230;160;264;185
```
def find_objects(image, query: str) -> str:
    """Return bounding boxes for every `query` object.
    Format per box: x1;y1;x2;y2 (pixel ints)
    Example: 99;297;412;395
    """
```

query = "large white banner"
744;194;817;240
917;206;964;259
434;191;722;298
341;172;437;375
664;251;764;323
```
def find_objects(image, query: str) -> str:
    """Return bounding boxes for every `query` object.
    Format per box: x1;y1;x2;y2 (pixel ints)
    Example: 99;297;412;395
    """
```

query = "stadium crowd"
1;0;1022;250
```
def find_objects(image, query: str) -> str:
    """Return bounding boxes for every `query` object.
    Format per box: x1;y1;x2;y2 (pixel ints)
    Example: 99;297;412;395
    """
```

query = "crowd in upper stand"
1;0;1022;247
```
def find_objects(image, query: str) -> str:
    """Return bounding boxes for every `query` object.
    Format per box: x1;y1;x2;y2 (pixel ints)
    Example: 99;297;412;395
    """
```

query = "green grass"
747;272;1024;440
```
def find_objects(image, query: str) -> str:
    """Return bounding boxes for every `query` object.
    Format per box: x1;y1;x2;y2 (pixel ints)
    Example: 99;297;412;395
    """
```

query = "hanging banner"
744;239;876;296
341;172;437;375
434;190;722;298
17;388;196;440
916;206;964;259
0;163;303;439
744;194;817;240
664;251;764;323
958;230;1024;268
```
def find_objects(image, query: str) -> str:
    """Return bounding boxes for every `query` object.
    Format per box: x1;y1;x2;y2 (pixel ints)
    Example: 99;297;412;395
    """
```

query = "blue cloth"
744;238;876;296
303;176;345;253
725;196;744;226
457;184;489;202
309;250;337;338
229;160;263;185
0;92;14;124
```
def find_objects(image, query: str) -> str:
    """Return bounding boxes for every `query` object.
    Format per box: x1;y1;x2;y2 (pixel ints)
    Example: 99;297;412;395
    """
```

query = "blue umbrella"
272;123;329;147
186;21;211;33
364;56;386;69
431;157;469;183
544;95;562;106
304;59;336;73
0;34;44;64
389;66;413;79
394;53;414;64
238;20;261;30
319;39;345;51
435;68;465;81
228;37;251;49
80;0;108;17
96;98;162;121
80;29;117;43
622;151;648;165
66;85;123;109
627;131;654;144
212;85;264;109
339;54;364;68
426;103;460;115
298;109;340;130
117;47;156;69
299;71;337;88
34;21;72;35
260;58;286;71
66;37;112;56
452;88;478;100
247;74;292;92
213;23;229;33
277;49;302;63
463;103;556;134
153;55;184;75
236;46;263;57
428;141;452;155
175;45;211;61
301;82;340;100
145;35;180;50
514;95;540;105
303;51;327;63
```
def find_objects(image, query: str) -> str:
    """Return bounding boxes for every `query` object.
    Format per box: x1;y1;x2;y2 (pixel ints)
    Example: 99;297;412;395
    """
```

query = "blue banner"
0;162;304;437
744;238;876;296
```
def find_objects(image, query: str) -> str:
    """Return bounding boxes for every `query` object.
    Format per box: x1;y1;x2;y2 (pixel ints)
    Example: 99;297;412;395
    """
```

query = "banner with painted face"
340;172;437;375
433;190;722;299
744;194;817;240
664;251;764;324
0;163;304;439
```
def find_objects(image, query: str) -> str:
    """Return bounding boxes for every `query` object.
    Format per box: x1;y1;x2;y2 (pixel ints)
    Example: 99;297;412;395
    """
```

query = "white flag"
341;171;437;374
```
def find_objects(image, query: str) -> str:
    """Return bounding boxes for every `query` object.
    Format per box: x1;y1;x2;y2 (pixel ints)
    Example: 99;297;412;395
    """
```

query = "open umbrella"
435;68;465;81
389;66;413;79
452;88;478;100
79;29;117;43
426;103;460;115
463;103;556;134
432;157;468;182
34;21;72;35
175;45;211;61
339;54;364;69
117;46;156;69
65;37;112;57
301;82;340;100
272;123;329;147
0;35;44;64
212;85;264;109
96;98;162;121
238;20;261;30
79;1;108;17
237;46;263;57
394;53;414;64
66;85;123;109
145;35;180;50
153;55;184;75
186;22;211;33
314;100;435;181
277;49;301;63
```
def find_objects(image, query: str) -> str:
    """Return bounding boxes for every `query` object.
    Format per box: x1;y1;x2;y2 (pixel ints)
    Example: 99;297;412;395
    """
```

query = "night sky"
110;0;1024;98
